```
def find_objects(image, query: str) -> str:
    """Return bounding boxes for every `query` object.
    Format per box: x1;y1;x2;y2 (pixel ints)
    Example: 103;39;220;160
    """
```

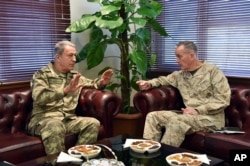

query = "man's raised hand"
64;73;83;95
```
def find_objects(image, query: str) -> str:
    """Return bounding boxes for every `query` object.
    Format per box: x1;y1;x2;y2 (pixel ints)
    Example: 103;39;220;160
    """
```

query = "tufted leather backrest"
133;86;185;124
224;87;250;132
0;87;32;134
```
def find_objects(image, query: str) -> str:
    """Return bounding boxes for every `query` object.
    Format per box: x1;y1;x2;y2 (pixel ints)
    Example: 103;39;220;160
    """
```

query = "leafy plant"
66;0;169;113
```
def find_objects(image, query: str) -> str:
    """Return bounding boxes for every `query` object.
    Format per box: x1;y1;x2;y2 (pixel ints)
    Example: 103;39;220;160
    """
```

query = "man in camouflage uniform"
28;40;113;155
136;41;231;147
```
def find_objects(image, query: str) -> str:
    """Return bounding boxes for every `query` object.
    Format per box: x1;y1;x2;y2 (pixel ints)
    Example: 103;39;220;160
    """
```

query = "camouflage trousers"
143;111;217;147
28;116;100;155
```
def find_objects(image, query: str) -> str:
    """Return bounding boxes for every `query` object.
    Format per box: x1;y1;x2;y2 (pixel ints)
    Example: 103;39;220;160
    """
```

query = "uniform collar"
48;61;78;78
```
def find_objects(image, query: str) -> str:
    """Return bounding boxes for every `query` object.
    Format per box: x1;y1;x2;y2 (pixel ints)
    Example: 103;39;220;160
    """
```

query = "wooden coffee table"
17;135;225;166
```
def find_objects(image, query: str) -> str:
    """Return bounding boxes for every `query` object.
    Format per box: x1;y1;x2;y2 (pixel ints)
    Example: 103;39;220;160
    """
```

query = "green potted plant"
66;0;168;114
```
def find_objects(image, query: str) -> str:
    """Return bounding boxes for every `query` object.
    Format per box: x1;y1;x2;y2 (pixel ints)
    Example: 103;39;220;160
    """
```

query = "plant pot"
113;112;143;137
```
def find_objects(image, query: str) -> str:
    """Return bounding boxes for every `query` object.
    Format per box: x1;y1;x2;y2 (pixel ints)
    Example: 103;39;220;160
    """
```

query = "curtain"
0;0;70;83
150;0;250;78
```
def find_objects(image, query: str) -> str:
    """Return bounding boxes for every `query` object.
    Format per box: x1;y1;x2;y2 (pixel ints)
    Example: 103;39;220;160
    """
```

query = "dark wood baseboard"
0;80;30;90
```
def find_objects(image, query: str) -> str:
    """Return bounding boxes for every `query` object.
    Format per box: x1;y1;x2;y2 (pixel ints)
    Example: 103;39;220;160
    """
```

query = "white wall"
70;0;120;79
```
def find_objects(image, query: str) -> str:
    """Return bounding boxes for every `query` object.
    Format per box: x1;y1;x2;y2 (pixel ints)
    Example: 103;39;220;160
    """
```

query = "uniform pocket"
48;77;64;89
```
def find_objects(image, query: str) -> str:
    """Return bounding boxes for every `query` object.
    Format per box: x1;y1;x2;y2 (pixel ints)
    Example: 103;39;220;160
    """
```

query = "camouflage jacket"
148;61;231;127
30;62;102;118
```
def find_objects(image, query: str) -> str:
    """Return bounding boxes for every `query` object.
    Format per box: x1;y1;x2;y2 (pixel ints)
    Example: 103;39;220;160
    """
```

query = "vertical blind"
150;0;250;78
0;0;70;83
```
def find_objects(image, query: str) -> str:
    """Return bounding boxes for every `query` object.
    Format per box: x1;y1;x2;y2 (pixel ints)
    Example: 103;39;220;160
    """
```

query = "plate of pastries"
166;152;203;166
129;140;161;153
68;144;101;159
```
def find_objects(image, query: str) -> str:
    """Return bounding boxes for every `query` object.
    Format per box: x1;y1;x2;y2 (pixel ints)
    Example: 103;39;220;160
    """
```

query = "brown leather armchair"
0;86;121;164
133;85;250;162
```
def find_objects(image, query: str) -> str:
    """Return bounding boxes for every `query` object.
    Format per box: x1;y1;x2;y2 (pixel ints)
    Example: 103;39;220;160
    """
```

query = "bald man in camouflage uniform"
137;41;231;147
28;40;113;155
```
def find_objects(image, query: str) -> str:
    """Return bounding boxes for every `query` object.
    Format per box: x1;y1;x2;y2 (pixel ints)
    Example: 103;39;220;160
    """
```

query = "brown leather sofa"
0;86;121;164
133;85;250;162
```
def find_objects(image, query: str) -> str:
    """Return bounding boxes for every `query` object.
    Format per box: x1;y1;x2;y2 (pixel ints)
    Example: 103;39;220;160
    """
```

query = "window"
0;0;70;83
151;0;250;78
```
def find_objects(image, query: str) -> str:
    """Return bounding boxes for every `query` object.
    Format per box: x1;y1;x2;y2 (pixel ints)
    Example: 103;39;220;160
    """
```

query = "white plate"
130;149;161;158
166;152;202;166
129;140;161;154
68;145;101;159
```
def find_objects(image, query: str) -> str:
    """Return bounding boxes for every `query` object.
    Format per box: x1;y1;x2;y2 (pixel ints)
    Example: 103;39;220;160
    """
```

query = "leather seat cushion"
205;133;250;161
0;133;45;163
0;133;78;164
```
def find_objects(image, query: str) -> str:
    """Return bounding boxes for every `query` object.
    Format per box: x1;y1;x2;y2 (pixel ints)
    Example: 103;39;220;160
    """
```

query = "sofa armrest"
75;88;121;138
133;85;185;121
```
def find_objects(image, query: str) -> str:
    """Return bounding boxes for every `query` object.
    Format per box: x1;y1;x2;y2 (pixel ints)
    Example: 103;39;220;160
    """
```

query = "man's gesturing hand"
64;73;83;95
100;69;113;86
181;107;198;115
136;80;151;91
